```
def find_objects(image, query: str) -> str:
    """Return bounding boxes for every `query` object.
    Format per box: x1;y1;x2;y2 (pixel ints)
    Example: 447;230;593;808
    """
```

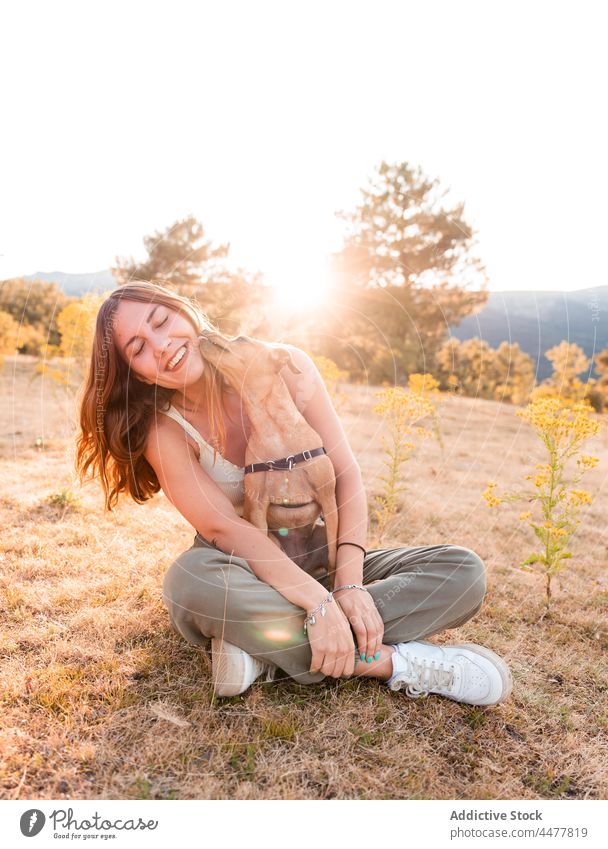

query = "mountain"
23;270;115;297
450;287;608;381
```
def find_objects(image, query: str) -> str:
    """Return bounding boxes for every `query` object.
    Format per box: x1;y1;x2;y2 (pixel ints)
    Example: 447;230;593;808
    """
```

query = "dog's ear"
271;346;303;374
200;331;231;351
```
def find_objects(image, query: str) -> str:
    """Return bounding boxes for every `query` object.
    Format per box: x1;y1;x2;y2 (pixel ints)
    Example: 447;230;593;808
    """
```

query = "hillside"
23;269;115;297
1;355;606;799
451;287;608;381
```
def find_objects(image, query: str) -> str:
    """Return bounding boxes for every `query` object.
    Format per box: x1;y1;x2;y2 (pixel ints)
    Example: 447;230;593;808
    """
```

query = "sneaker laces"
263;663;278;683
253;656;279;683
397;652;456;699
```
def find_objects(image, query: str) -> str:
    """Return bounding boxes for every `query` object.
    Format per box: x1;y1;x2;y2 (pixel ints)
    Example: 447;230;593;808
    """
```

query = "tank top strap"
157;404;215;458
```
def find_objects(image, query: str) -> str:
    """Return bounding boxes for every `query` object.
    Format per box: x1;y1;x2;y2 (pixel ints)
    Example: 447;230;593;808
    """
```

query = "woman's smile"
165;342;189;373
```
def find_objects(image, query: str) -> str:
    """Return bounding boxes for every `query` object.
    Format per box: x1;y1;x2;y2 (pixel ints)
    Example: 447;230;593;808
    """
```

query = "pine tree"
324;161;488;382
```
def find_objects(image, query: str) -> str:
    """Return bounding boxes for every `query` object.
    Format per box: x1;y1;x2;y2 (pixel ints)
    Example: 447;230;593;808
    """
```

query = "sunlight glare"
267;254;332;314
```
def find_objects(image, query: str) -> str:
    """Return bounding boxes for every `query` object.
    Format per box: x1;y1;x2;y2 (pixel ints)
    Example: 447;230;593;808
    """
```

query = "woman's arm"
212;518;331;610
279;344;369;583
279;346;385;663
146;417;357;678
145;418;329;611
333;468;368;587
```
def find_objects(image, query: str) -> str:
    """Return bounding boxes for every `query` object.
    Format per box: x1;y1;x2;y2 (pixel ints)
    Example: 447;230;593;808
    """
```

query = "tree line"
1;159;607;409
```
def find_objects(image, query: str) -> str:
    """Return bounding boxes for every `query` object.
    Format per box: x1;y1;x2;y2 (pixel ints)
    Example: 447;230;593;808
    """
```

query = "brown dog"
198;332;337;582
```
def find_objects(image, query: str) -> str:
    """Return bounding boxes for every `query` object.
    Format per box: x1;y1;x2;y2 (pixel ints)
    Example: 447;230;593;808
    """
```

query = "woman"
76;281;512;704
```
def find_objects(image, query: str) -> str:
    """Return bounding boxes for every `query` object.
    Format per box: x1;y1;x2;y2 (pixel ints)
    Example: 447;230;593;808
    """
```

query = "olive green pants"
162;531;487;685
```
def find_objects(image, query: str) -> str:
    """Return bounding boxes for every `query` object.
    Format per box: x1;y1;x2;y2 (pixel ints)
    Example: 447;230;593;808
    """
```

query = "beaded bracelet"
303;591;334;634
336;541;367;557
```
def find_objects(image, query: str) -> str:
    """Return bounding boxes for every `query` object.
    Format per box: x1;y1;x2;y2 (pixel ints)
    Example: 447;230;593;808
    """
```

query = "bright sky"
1;0;606;301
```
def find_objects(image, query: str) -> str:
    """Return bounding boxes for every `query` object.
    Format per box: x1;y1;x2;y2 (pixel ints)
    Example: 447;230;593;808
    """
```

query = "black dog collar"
243;446;326;474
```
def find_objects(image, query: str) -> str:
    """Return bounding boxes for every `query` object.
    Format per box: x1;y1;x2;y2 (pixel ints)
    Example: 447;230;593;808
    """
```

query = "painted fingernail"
360;653;366;661
374;651;380;660
366;656;373;663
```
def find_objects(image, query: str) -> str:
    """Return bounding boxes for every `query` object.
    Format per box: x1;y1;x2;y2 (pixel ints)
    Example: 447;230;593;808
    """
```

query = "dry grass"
1;357;607;800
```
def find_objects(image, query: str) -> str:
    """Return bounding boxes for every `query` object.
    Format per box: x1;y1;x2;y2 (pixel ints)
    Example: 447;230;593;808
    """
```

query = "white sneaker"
211;637;278;697
387;640;512;706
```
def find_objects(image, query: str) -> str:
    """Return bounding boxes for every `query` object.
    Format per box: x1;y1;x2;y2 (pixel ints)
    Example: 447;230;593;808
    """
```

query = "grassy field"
1;355;607;800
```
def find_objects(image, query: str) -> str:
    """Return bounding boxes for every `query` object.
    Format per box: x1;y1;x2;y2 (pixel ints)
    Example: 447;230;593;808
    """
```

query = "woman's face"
112;299;205;388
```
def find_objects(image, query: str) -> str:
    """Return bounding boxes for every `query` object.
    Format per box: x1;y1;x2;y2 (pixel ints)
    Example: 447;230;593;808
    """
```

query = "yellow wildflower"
519;511;532;521
517;397;601;446
482;481;502;508
577;455;599;469
568;489;593;505
408;373;440;397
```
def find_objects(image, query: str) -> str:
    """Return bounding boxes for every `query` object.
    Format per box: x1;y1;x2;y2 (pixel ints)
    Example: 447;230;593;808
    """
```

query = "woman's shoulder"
144;407;202;464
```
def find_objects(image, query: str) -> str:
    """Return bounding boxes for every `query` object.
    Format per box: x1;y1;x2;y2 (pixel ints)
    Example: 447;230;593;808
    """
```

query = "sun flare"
267;256;332;313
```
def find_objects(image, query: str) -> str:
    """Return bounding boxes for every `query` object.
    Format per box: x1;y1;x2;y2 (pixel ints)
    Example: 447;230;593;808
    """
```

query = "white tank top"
157;403;245;516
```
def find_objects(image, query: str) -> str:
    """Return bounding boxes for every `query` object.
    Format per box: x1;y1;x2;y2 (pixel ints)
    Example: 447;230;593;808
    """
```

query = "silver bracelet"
332;583;368;594
303;592;334;633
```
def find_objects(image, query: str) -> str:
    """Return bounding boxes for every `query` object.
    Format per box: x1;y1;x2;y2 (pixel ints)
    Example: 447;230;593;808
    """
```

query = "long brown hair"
75;281;231;511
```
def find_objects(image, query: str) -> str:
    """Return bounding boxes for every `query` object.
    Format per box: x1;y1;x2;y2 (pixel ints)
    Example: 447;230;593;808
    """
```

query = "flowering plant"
372;379;439;542
482;398;601;608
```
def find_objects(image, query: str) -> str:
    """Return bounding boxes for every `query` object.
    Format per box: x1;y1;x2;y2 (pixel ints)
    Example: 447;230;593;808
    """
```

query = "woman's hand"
334;588;384;663
307;599;357;678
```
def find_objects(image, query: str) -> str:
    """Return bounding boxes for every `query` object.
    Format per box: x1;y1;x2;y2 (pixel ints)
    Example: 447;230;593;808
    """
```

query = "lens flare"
261;628;293;642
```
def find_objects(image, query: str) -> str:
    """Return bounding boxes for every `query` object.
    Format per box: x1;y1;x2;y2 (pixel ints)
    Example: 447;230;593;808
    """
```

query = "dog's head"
198;332;302;395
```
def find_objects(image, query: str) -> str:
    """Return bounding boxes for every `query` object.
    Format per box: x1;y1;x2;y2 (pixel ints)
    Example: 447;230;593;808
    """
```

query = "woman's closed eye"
134;316;168;357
